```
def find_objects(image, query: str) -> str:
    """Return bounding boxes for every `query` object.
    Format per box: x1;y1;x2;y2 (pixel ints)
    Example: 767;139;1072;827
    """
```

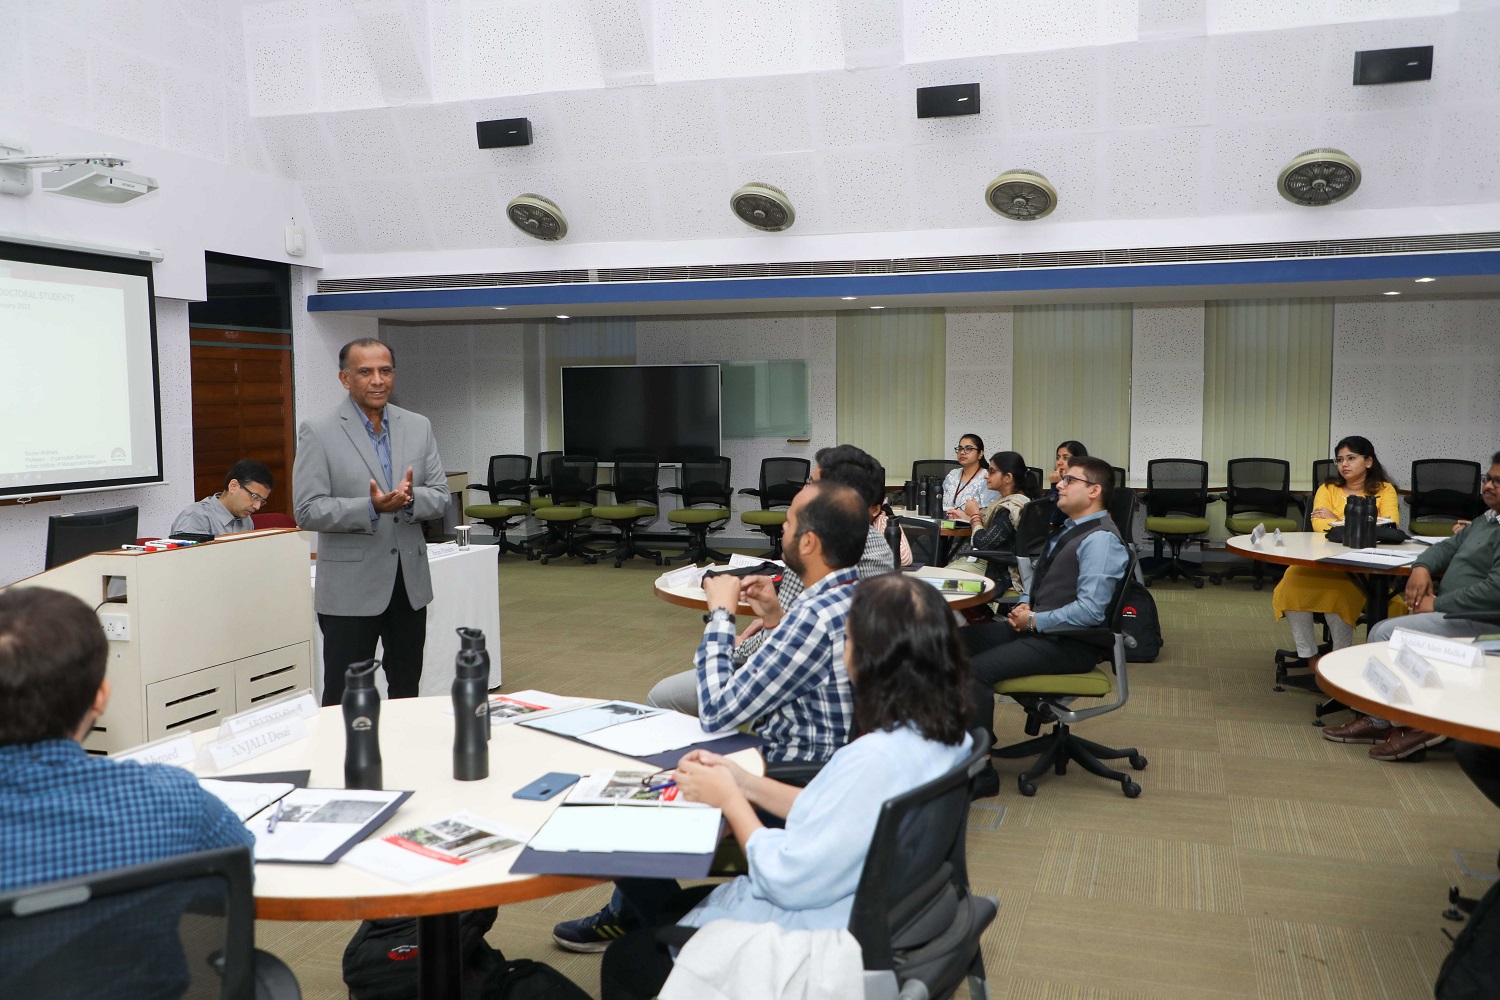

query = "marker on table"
266;799;284;834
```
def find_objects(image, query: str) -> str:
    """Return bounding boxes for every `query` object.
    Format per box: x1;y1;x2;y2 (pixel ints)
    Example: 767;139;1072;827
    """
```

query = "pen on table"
266;799;284;834
645;780;677;793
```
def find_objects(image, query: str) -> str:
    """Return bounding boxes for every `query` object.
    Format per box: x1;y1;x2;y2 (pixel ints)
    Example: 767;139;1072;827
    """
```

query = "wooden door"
189;329;295;517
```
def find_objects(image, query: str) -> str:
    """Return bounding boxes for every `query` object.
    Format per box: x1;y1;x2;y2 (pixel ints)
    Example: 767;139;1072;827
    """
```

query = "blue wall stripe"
308;250;1500;313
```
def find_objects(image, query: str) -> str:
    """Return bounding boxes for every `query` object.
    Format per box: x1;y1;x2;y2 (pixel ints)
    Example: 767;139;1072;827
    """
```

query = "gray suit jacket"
293;399;448;616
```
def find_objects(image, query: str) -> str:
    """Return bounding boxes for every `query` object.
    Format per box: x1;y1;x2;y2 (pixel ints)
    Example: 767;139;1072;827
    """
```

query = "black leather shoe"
970;764;1001;801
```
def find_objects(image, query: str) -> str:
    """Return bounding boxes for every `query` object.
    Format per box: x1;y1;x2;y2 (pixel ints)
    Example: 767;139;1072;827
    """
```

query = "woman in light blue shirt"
600;574;975;1000
941;433;999;516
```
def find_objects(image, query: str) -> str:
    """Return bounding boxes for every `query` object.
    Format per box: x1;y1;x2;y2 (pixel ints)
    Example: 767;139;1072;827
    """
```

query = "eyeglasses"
239;485;269;505
1483;476;1500;488
954;445;979;454
1057;474;1100;489
640;770;674;789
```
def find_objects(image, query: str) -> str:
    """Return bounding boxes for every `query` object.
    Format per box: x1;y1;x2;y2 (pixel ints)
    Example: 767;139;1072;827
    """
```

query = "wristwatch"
704;608;737;627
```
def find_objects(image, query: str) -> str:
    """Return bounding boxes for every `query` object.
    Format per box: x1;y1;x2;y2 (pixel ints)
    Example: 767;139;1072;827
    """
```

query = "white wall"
944;307;1014;463
292;266;378;427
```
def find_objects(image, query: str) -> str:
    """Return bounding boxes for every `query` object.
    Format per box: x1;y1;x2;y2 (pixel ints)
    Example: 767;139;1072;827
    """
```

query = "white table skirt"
311;542;501;701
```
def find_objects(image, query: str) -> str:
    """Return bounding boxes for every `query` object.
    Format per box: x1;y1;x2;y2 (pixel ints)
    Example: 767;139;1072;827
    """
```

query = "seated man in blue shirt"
553;479;870;952
0;587;253;894
962;455;1130;798
169;458;274;537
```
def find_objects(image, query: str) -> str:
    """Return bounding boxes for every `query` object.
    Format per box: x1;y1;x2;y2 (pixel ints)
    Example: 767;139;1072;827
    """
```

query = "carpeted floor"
261;551;1499;1000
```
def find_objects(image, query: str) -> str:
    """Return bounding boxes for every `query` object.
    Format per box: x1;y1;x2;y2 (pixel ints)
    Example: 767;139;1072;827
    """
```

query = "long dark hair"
846;575;971;746
988;450;1032;499
1057;440;1088;460
1331;435;1391;495
959;433;986;467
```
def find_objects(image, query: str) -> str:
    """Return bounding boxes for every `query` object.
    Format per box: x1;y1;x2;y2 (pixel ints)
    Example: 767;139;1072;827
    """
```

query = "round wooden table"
1316;641;1500;749
192;698;762;998
653;565;998;612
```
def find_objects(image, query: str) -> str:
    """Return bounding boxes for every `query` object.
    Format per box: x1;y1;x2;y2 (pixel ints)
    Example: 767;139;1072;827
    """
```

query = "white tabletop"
652;564;995;610
1226;531;1429;571
192;697;763;918
1316;640;1500;748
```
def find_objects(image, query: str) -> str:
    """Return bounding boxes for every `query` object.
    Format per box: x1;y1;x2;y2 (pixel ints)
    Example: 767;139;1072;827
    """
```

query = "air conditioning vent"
985;170;1057;221
1278;149;1361;207
506;193;568;240
730;182;795;232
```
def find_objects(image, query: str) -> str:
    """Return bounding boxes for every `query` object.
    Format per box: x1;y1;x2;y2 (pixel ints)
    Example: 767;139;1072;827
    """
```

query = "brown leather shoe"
1369;727;1448;761
1321;716;1392;744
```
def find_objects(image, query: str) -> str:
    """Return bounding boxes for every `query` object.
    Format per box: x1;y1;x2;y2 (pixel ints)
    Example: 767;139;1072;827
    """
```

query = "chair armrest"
661;486;684;496
463;484;492;494
1445;611;1500;623
964;549;1018;565
252;949;302;1000
763;759;827;787
737;487;763;497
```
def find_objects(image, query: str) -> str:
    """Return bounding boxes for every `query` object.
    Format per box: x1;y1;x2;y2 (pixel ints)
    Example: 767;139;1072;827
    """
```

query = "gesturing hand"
369;478;410;513
674;756;744;810
701;573;742;613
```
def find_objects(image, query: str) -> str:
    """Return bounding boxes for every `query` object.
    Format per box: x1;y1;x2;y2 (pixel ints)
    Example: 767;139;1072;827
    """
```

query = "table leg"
417;912;464;1000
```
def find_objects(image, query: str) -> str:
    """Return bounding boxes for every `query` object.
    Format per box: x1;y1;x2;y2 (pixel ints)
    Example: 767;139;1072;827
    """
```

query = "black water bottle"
902;480;916;510
916;478;929;517
883;508;901;564
342;659;383;790
452;628;490;781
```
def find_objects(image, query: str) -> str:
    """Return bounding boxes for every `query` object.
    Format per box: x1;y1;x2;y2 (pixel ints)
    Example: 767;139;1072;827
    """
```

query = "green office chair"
592;453;663;568
528;451;562;513
531;455;601;564
663;456;733;566
988;552;1147;798
462;454;531;556
1409;459;1483;536
1143;458;1210;588
1211;458;1299;590
738;457;810;559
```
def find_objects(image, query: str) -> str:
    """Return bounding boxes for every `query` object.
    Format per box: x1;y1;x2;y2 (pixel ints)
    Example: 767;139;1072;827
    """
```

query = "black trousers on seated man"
319;563;427;705
962;626;1098;745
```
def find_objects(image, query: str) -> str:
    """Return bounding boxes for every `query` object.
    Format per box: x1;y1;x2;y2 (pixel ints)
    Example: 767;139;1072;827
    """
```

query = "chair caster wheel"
540;556;550;565
654;555;663;566
1192;579;1205;589
1129;755;1147;770
1018;780;1037;797
1208;574;1222;585
1252;581;1264;591
663;559;673;567
1122;780;1141;798
1273;684;1285;692
1055;759;1068;776
585;556;597;565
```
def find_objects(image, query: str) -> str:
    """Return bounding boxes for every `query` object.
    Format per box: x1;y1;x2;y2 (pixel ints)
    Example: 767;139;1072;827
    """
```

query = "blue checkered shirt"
695;567;859;763
0;740;253;893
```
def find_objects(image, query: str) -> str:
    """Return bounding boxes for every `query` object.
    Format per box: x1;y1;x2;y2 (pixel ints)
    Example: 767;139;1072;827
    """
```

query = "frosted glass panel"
721;361;810;439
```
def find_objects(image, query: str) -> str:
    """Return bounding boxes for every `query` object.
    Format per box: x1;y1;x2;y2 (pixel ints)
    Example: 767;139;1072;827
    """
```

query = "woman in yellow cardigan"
1272;436;1401;667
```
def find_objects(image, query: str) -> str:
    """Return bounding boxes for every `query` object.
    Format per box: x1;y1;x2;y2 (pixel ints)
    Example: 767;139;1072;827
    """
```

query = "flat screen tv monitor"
0;240;163;500
44;505;139;570
561;364;721;464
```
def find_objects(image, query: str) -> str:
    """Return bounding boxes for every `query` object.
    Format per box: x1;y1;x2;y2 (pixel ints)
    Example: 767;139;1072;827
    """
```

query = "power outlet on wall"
98;613;130;641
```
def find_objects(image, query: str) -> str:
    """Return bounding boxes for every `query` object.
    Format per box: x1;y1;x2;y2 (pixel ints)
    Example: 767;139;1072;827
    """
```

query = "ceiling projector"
42;162;158;203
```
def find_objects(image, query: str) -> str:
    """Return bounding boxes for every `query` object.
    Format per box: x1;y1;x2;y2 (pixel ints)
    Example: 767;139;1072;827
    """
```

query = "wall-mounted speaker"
916;83;980;118
477;118;533;148
1353;46;1433;85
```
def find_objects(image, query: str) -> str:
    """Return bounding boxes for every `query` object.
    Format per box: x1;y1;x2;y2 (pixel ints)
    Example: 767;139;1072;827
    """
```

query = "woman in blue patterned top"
599;573;975;1000
942;433;999;517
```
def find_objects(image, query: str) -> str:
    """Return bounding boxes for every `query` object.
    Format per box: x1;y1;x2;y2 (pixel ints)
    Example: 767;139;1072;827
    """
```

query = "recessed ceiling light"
869;305;885;310
1414;277;1436;283
492;306;507;311
1382;291;1401;296
840;296;858;301
556;314;570;319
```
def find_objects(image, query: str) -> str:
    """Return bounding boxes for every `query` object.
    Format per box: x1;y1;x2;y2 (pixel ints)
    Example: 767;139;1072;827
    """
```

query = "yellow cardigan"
1272;481;1402;626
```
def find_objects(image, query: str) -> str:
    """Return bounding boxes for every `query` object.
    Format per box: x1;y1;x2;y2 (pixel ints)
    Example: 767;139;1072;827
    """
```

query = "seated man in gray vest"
962;455;1130;797
169;459;274;537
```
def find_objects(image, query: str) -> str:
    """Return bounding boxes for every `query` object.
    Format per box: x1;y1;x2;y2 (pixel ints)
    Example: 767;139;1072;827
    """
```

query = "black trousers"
318;563;427;706
600;886;716;1000
1454;740;1500;811
962;622;1099;744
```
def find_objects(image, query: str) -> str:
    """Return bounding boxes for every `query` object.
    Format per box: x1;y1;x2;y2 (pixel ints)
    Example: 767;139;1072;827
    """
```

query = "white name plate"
1273;529;1285;547
1363;657;1412;705
200;716;307;772
1392;646;1443;689
1249;523;1267;546
1388;628;1484;668
115;733;197;768
219;689;319;737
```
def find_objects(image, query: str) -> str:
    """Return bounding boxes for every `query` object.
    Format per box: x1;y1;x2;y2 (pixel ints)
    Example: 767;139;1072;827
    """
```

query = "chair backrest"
1410;459;1483;522
679;457;732;508
533;451;563;492
756;457;811;509
911;459;960;485
483;454;532;504
551;455;598;505
1311;459;1337;489
847;729;990;974
1106;486;1138;541
897;516;942;568
610;453;660;507
1014;497;1055;557
1225;457;1291;517
249;512;296;530
0;847;259;1000
1023;467;1044;497
1145;459;1209;518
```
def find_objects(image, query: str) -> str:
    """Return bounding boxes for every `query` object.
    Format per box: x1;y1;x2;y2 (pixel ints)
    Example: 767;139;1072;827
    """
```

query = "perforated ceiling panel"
1208;0;1459;34
652;0;844;82
904;0;1138;60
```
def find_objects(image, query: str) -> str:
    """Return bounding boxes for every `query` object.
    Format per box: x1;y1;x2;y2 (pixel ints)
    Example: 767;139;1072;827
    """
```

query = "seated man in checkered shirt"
0;587;252;894
552;478;871;953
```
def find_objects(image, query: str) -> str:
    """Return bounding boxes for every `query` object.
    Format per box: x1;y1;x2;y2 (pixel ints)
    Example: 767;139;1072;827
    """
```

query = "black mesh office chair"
1112;466;1127;491
1024;467;1045;497
1212;458;1299;589
1298;459;1340;528
912;459;961;486
593;453;663;568
0;846;299;1000
663;457;733;566
1143;459;1210;588
738;457;811;559
1409;459;1483;537
529;450;563;512
532;455;602;564
462;454;531;555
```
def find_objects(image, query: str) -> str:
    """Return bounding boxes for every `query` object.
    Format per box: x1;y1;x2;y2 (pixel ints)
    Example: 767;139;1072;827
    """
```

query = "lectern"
2;529;313;754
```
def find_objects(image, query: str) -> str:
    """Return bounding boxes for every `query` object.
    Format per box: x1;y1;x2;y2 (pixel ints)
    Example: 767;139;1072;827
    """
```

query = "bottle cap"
455;649;489;681
457;627;486;651
346;659;380;688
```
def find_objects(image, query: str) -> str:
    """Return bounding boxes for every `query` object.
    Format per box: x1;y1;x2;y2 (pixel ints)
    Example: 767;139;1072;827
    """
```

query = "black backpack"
483;958;592;1000
1119;580;1163;663
1437;880;1500;999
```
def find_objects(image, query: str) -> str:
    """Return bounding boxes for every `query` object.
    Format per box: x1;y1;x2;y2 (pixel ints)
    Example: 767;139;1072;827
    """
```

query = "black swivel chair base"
992;709;1146;798
531;526;604;565
477;519;528;556
600;523;663;568
754;526;785;560
665;527;731;567
1144;536;1208;588
1211;561;1281;590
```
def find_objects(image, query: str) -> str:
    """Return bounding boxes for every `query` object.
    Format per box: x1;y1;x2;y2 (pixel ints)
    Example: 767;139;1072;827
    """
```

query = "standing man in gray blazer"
293;339;449;705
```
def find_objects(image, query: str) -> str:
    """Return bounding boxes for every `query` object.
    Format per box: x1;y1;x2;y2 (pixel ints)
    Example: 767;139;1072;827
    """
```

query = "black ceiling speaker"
477;118;533;148
916;83;980;118
1353;46;1433;85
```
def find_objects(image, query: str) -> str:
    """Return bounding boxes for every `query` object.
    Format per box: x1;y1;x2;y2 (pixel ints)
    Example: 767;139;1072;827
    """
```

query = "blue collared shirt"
695;567;859;763
0;740;253;893
1020;510;1129;632
353;397;392;522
